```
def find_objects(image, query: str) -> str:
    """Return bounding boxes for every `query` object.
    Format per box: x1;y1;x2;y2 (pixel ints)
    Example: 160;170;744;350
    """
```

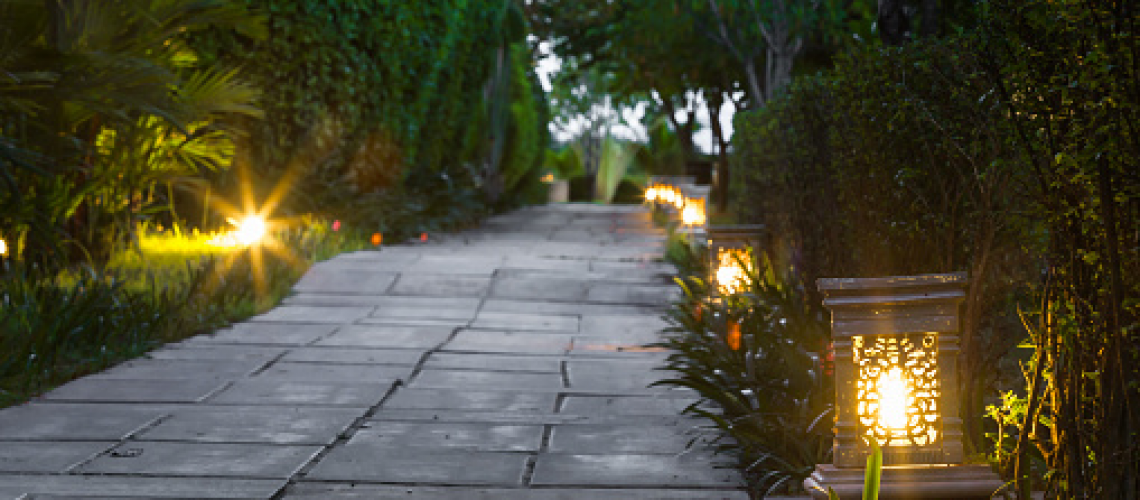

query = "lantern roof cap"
707;224;766;236
817;272;967;308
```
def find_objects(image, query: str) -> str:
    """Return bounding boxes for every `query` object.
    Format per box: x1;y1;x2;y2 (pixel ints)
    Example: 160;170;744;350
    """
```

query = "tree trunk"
705;93;730;213
662;97;697;162
920;0;939;38
877;0;910;46
742;57;765;108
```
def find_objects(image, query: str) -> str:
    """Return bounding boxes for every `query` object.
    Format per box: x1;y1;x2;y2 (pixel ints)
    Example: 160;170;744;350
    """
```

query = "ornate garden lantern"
807;273;1002;499
706;225;764;297
680;196;706;227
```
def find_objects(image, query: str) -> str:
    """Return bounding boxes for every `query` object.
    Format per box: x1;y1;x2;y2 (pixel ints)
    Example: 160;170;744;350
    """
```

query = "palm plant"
0;0;262;266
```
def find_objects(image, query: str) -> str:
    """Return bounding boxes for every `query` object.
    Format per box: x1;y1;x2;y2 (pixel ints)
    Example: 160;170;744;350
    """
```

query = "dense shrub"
731;36;1036;459
729;1;1138;495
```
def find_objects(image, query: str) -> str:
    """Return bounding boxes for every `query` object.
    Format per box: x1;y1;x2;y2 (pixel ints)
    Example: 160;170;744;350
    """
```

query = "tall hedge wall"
194;0;539;215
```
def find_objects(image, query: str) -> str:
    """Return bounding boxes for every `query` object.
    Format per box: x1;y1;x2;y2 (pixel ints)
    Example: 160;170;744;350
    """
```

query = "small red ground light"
371;232;382;246
726;320;742;351
420;232;428;242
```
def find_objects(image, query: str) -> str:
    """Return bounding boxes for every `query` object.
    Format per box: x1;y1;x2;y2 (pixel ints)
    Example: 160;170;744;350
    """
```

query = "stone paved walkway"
0;204;748;499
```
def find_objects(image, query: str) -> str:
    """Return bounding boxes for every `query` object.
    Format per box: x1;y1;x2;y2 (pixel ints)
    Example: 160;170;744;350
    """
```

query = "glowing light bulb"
233;216;267;246
0;237;7;256
716;251;747;295
681;199;705;226
645;186;659;202
878;367;910;431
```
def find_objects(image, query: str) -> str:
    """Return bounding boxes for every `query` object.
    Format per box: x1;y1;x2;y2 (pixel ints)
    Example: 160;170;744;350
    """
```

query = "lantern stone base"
804;464;1004;499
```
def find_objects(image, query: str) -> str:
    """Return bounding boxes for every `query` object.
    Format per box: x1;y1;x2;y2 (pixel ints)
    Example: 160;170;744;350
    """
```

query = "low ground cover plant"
0;218;364;407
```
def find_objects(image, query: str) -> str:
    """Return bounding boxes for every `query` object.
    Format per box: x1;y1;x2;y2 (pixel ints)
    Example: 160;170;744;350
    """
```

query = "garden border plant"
654;230;834;496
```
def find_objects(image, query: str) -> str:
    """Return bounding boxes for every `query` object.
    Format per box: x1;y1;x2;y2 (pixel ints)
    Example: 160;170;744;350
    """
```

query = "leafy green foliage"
730;0;1139;495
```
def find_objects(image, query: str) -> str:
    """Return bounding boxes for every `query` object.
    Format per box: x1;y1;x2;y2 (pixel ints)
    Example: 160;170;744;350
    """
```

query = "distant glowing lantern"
232;216;267;246
0;237;7;257
807;273;1002;499
371;232;383;246
706;225;764;297
420;232;428;242
680;197;706;227
332;220;341;232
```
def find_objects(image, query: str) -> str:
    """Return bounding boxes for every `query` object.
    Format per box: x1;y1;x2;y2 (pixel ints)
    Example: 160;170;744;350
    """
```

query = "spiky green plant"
654;241;833;496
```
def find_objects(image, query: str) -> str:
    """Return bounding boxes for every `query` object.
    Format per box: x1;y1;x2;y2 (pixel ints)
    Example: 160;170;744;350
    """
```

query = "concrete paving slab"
356;316;474;327
0;441;114;472
145;344;286;362
305;445;527;486
89;359;263;380
370;306;476;322
351;421;543;452
481;299;658;316
411;369;564;391
546;425;703;454
41;379;226;404
443;330;573;355
280;347;422;365
207;379;390;407
370;296;483;310
282;293;391;306
489;277;589;302
248;305;375;324
0;404;162;440
77;442;321;479
0;474;284;498
315;324;455;349
389;274;491;297
590;259;675;275
368;409;692;426
559;395;699;416
469;311;579;332
530;453;740;488
586;283;679;305
189;323;337;346
282;484;750;499
501;256;591;272
136;406;360;445
421;353;561;373
569;336;667;357
292;267;397;294
401;256;504;276
253;362;411;382
566;359;663;391
580;314;670;337
382;388;557;413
